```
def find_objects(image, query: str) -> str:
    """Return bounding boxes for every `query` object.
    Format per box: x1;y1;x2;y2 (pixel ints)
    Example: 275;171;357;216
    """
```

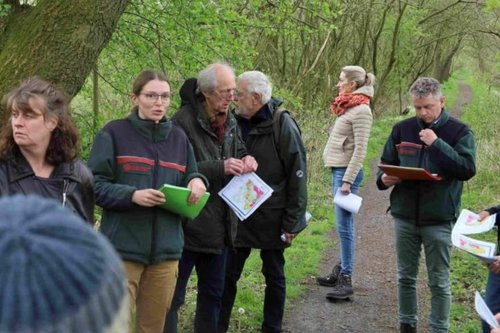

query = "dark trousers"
163;248;227;333
219;248;286;333
482;269;500;333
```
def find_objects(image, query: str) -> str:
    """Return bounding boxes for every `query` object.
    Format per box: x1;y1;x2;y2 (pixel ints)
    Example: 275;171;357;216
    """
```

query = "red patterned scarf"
209;112;227;143
330;93;371;116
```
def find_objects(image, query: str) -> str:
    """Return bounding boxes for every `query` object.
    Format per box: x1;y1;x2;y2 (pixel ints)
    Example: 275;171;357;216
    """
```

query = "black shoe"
400;323;416;333
326;274;353;300
316;263;341;287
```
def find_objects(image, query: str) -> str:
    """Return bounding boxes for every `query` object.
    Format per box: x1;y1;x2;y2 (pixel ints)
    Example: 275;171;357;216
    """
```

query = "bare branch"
418;0;480;26
475;29;500;39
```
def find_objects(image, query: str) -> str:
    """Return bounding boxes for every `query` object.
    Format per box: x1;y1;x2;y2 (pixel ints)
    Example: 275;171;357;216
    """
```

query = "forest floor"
281;83;473;333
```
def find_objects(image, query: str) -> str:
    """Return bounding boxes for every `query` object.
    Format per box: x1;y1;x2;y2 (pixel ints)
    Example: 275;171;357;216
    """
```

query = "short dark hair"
0;77;79;164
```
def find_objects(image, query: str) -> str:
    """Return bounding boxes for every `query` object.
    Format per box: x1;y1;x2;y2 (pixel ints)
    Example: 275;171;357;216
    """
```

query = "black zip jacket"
234;98;308;249
0;152;94;224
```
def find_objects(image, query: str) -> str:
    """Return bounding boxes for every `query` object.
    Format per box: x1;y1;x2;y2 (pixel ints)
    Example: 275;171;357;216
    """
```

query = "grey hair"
196;62;235;94
409;77;442;100
342;65;375;89
238;71;272;104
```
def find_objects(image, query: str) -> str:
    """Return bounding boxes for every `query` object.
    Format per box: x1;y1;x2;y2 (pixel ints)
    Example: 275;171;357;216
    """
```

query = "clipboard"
158;184;210;219
378;164;442;181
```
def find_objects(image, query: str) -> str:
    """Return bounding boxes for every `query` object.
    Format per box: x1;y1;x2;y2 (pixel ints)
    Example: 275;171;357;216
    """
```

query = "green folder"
158;184;210;219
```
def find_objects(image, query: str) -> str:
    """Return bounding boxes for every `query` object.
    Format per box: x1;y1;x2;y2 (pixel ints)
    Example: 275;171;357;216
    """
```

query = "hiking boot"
325;274;353;300
316;263;341;287
400;323;417;333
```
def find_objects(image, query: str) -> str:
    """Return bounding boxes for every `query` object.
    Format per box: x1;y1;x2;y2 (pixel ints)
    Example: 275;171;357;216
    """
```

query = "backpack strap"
272;107;287;149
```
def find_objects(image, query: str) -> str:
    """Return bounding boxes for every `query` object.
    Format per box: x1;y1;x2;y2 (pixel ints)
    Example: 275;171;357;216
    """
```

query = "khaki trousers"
124;260;178;333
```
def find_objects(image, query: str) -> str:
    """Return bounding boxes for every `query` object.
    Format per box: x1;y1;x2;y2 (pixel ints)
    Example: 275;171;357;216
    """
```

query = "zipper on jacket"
149;123;160;264
62;179;69;208
415;146;425;226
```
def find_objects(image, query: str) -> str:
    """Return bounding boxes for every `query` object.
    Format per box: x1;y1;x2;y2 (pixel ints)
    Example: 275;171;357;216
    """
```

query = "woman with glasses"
88;70;207;333
318;65;375;301
0;76;94;223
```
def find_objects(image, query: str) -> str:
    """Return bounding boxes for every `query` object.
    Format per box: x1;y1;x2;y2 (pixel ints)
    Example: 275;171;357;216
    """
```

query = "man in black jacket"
218;71;308;333
163;63;257;333
377;77;476;333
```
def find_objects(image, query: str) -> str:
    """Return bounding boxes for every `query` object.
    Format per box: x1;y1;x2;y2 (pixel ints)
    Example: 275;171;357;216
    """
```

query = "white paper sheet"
475;290;499;328
454;209;497;235
218;172;273;221
333;189;363;214
452;209;498;263
452;231;497;263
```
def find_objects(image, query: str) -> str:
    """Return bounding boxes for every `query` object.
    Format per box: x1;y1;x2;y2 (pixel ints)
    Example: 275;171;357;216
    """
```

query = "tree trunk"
0;0;129;115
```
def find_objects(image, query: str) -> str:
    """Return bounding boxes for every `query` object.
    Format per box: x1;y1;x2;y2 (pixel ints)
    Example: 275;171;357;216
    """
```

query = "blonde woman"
318;65;375;300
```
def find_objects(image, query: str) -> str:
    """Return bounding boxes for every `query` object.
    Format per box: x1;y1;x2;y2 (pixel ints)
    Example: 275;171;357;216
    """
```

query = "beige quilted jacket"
322;85;373;184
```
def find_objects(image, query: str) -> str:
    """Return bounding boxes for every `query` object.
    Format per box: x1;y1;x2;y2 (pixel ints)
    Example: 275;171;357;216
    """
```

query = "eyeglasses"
140;92;172;103
213;88;236;99
234;90;252;98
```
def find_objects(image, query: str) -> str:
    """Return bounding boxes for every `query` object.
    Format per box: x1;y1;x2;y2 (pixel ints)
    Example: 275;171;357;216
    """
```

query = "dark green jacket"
376;110;476;225
88;111;203;264
173;78;247;254
234;98;308;249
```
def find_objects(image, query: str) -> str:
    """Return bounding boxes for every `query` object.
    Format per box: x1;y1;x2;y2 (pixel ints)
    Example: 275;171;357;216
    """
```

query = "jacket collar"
268;97;284;116
235;97;284;131
128;110;171;141
352;85;374;98
6;152;77;182
416;108;449;129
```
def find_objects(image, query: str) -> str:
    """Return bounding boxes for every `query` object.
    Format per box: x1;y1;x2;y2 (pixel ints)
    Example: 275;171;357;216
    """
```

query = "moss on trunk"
0;0;130;116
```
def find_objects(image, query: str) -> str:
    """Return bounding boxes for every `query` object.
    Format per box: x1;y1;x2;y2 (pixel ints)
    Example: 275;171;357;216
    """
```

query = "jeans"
482;268;500;333
394;218;453;333
163;249;227;333
124;260;178;333
219;248;286;333
332;167;363;276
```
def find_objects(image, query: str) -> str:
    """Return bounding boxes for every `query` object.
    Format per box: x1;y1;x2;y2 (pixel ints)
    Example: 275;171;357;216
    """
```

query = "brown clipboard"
378;164;442;181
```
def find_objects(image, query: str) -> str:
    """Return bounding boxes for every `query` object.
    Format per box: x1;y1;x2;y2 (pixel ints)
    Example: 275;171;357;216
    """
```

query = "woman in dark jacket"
88;70;207;333
0;77;94;223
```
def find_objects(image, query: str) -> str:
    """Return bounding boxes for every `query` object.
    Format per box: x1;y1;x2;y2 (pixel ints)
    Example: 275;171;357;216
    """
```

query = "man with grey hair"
218;71;307;333
163;63;257;333
376;77;476;333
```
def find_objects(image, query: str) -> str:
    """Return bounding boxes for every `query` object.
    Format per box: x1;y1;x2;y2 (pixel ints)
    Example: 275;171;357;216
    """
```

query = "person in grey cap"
0;194;128;333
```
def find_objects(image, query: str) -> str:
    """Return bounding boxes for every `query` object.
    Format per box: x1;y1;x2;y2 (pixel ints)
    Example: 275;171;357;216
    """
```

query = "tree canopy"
0;0;498;120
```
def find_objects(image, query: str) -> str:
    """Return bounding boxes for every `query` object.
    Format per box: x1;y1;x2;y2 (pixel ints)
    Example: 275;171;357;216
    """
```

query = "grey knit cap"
0;195;128;333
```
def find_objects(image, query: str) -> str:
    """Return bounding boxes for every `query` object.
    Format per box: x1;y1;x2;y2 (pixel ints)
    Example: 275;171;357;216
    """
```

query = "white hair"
238;71;272;104
196;62;235;94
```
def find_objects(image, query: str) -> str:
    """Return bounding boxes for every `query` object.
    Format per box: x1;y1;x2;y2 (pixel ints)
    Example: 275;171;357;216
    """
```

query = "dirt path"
282;83;473;333
282;163;402;333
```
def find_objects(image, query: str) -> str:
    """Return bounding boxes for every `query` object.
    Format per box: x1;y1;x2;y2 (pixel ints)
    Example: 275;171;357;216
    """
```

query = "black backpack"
272;108;302;150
